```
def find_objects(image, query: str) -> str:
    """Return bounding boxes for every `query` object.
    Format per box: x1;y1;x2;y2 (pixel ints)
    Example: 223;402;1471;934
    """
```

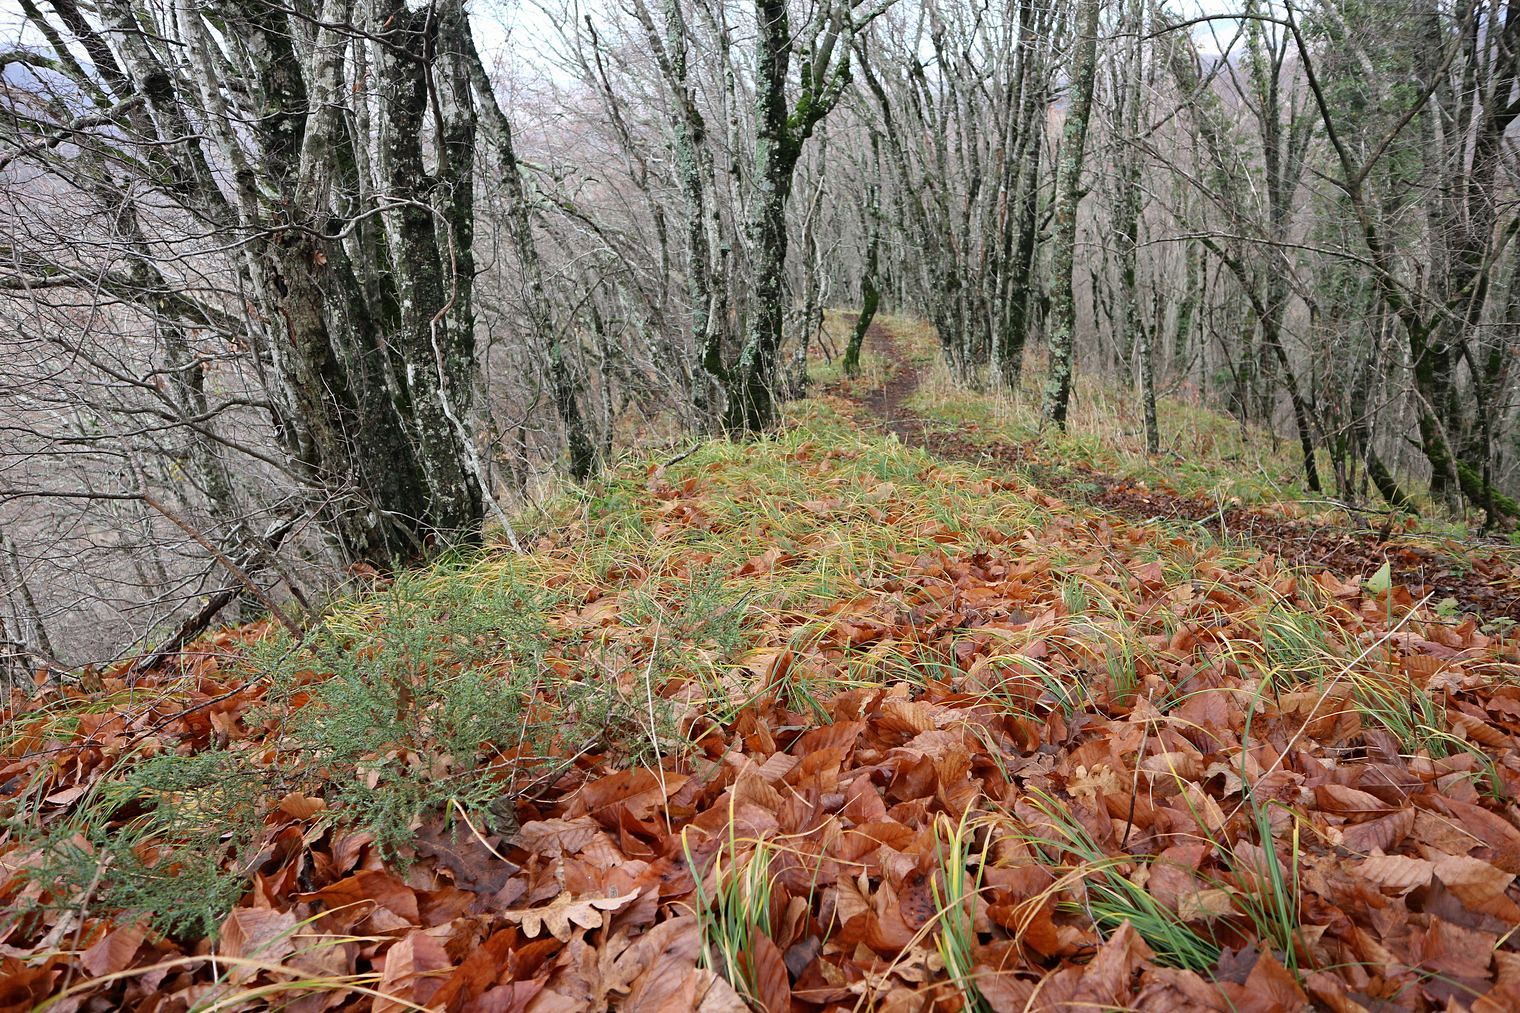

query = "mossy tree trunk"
726;0;880;431
843;134;882;376
8;0;502;565
1042;0;1102;429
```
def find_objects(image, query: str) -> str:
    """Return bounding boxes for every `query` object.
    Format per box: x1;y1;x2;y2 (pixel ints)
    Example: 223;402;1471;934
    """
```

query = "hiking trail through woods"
833;319;1520;624
17;318;1520;1011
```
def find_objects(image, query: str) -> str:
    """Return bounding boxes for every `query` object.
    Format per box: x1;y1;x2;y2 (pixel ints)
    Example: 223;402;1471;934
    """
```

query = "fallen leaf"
79;921;146;978
502;888;642;942
277;791;327;820
744;931;790;1013
1432;853;1520;920
374;930;452;1013
218;908;299;984
1357;854;1433;895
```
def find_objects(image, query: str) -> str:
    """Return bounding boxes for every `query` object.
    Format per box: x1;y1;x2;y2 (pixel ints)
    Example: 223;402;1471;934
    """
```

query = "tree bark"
1042;0;1102;429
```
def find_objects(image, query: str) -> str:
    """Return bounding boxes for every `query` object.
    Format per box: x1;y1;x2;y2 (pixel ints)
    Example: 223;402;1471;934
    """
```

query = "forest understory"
6;320;1520;1011
852;323;1520;625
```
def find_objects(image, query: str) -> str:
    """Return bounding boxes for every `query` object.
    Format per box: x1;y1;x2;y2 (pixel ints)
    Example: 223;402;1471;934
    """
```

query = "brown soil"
832;319;1520;623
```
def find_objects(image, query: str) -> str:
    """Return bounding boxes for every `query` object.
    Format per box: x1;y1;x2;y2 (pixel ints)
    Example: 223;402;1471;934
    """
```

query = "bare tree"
1043;0;1101;427
854;0;1059;387
1;0;507;570
729;0;890;429
1285;0;1520;519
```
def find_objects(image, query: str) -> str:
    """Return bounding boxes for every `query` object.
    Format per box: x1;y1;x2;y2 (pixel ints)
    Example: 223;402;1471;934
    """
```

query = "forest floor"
7;319;1520;1011
843;318;1520;624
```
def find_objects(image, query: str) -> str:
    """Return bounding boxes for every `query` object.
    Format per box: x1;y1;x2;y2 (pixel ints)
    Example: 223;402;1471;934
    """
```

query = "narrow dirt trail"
832;317;1520;622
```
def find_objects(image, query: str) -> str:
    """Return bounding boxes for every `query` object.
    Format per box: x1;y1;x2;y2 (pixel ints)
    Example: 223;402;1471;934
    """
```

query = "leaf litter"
3;394;1520;1010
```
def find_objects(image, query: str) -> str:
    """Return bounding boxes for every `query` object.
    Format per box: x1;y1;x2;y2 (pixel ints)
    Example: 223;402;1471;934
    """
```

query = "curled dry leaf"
501;887;642;942
277;791;327;820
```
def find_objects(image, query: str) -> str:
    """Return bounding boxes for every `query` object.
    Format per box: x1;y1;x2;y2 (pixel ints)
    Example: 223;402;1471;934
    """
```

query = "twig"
138;491;303;642
659;444;701;470
131;515;301;675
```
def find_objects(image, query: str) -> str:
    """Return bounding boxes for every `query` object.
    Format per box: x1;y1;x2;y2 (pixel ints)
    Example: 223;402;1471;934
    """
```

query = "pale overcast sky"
0;0;1256;63
473;0;1254;53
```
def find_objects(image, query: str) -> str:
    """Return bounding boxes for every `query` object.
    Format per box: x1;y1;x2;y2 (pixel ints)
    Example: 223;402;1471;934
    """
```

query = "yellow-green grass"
308;387;1427;745
907;358;1337;510
8;395;1053;802
903;352;1513;554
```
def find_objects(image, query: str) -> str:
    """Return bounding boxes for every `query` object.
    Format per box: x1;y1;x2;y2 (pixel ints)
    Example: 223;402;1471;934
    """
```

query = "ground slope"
3;337;1520;1011
848;318;1520;623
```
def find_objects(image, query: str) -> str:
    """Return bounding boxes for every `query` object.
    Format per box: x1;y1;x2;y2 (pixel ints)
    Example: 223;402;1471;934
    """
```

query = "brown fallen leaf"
1316;783;1393;817
374;930;452;1013
694;968;750;1012
78;920;146;978
1431;852;1520;920
744;930;791;1013
1071;921;1154;1007
514;816;603;858
1177;887;1236;922
414;819;518;900
616;915;704;1010
1242;949;1309;1010
217;907;299;985
1357;853;1433;895
1341;807;1414;854
277;791;327;820
501;887;642;942
304;869;420;925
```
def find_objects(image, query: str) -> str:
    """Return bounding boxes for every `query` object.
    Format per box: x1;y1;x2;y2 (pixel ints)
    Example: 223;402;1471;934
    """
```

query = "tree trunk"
844;135;882;376
1042;0;1101;429
237;0;490;561
1112;0;1154;452
728;0;796;431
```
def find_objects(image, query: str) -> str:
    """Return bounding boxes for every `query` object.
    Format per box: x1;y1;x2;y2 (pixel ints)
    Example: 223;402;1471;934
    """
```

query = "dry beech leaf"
1476;952;1520;1013
304;869;419;923
1358;854;1434;894
1316;784;1393;816
617;916;703;1010
1180;781;1227;834
1073;921;1153;1007
1431;797;1520;873
276;791;326;819
1409;917;1497;980
217;908;299;984
374;930;452;1013
1343;808;1415;854
745;931;791;1013
514;816;602;857
44;785;89;806
694;968;751;1012
1177;888;1235;922
78;921;146;978
501;888;642;942
1431;853;1520;918
1243;949;1309;1009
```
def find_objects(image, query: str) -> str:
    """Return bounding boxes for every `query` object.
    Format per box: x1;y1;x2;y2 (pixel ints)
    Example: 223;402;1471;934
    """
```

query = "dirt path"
834;318;1520;623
